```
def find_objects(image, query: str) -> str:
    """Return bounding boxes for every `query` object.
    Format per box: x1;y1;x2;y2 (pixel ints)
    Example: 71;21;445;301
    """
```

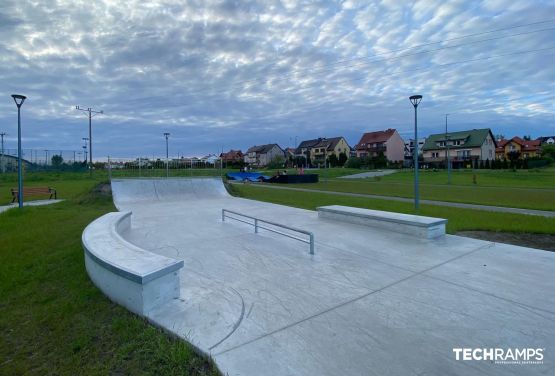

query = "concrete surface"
234;182;555;217
338;169;398;179
318;205;446;239
82;211;183;315
100;178;554;375
0;199;63;213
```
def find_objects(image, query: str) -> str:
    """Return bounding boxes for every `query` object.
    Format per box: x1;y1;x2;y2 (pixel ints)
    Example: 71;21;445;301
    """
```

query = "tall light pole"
12;94;27;209
76;106;103;176
0;132;6;173
409;95;422;211
445;114;451;185
164;132;170;178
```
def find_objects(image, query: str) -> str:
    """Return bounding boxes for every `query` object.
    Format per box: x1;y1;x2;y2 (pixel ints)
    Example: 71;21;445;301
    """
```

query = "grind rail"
222;209;315;255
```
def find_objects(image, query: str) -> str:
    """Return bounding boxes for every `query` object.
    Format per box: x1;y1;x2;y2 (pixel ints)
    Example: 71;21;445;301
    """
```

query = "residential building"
220;149;243;164
495;137;541;160
422;128;496;167
201;154;220;164
404;138;426;158
295;137;351;166
538;136;555;145
244;144;285;167
354;129;405;162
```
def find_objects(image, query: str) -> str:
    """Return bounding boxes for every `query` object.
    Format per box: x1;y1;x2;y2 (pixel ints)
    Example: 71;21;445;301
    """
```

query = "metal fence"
106;157;225;178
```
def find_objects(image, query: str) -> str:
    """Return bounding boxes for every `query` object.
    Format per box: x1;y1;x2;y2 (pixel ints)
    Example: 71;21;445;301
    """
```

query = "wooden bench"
11;187;57;203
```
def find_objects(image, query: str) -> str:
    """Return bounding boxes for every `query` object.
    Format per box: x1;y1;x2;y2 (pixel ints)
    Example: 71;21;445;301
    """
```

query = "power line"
122;19;555;106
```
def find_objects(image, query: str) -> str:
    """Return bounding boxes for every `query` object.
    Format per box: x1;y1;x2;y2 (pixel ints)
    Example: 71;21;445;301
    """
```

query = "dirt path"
456;231;554;251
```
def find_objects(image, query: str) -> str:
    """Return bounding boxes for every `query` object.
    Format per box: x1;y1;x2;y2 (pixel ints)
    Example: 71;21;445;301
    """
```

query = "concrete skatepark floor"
108;178;554;376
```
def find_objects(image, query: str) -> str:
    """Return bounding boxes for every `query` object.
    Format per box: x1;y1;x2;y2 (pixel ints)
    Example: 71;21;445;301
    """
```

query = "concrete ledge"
82;211;184;315
317;205;447;239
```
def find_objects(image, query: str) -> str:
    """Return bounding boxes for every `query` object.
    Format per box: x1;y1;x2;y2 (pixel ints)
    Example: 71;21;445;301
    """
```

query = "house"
538;136;555;145
495;137;541;160
295;137;351;166
220;149;243;164
354;129;404;162
404;138;426;158
422;128;496;167
201;154;220;164
244;144;285;167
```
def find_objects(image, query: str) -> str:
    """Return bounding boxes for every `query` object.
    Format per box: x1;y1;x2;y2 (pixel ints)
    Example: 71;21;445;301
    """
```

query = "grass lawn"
281;168;555;211
0;175;219;375
229;183;555;235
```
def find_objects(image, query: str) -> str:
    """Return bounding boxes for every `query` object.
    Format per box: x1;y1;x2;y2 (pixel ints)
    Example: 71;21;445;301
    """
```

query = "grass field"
283;168;555;211
230;183;555;235
0;175;219;375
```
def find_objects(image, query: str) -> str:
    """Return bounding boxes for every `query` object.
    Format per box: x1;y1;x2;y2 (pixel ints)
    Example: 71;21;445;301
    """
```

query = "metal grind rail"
222;209;315;255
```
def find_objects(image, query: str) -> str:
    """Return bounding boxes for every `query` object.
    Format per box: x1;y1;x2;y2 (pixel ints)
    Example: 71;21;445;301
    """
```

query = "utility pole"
0;132;6;173
76;106;103;176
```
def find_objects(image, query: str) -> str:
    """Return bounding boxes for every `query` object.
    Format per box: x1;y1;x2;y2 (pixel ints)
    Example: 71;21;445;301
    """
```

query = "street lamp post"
164;132;170;178
445;114;451;185
12;94;27;209
0;132;6;173
409;95;422;211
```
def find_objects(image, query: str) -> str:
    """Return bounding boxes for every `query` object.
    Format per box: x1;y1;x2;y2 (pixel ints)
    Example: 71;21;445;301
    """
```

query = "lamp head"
164;132;170;137
11;94;27;107
409;95;422;107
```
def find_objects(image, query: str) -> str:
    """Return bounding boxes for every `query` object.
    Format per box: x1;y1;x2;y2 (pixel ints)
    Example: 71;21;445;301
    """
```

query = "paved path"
234;183;555;217
338;169;398;179
0;199;63;213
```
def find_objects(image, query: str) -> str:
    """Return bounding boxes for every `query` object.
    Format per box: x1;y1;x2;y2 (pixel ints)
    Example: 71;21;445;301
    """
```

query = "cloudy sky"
1;0;555;159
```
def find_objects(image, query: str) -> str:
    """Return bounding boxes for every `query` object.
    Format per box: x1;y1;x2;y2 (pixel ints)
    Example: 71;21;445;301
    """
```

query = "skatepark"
82;177;555;376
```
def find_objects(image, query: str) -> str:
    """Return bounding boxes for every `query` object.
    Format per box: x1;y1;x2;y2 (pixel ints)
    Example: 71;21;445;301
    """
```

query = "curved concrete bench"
317;205;447;239
82;211;184;315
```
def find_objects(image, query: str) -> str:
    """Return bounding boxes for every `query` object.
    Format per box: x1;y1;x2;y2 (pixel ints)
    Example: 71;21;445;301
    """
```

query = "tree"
507;151;521;168
345;157;362;169
51;154;63;167
328;153;339;167
495;134;505;141
523;135;531;141
338;152;348;166
267;155;285;169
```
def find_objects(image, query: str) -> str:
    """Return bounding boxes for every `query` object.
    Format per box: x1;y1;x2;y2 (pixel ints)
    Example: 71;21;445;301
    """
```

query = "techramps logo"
453;348;544;365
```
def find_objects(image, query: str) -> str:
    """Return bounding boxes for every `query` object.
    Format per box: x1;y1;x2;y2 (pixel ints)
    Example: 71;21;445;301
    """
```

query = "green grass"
278;169;555;211
377;168;555;188
0;176;219;375
230;184;555;235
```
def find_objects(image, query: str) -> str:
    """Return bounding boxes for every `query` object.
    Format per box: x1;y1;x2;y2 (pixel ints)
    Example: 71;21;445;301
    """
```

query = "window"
489;150;492;157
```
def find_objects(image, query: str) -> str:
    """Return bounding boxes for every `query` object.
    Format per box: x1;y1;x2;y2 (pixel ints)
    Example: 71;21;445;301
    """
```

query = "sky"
1;0;555;160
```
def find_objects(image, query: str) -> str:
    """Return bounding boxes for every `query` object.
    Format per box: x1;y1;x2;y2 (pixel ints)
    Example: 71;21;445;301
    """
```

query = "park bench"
317;205;447;239
11;186;57;203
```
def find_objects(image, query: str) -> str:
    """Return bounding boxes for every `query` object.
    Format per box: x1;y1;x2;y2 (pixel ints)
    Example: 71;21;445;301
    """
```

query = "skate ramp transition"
82;177;555;376
110;177;229;208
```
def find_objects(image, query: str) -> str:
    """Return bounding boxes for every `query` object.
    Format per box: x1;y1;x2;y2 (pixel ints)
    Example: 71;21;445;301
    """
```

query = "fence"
106;157;225;178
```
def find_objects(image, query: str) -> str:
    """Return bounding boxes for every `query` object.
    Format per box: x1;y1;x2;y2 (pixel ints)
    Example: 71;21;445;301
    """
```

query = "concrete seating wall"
82;211;184;316
317;205;447;239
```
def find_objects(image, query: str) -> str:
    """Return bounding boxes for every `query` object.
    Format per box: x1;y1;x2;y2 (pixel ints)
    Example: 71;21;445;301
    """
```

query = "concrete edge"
82;211;184;284
317;206;448;228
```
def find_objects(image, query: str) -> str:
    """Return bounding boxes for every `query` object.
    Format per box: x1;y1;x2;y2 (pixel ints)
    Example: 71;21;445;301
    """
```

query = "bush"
345;157;362;169
267;155;285;169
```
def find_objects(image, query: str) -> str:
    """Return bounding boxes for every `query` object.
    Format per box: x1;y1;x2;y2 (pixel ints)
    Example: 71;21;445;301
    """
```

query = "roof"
220;149;243;159
355;129;397;149
296;137;347;153
496;137;541;152
538;136;555;144
422;128;494;151
246;144;281;154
